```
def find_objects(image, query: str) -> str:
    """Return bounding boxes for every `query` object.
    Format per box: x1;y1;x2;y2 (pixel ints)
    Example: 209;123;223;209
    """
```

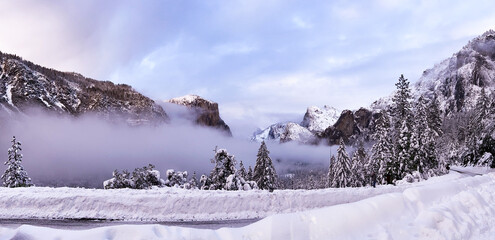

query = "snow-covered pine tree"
327;155;335;187
209;148;236;190
189;171;198;189
331;138;352;188
391;74;415;179
247;166;253;181
426;97;443;137
464;88;489;165
371;110;395;184
237;160;247;180
397;120;413;177
350;143;367;187
1;136;32;188
391;74;413;129
412;97;439;177
253;141;278;191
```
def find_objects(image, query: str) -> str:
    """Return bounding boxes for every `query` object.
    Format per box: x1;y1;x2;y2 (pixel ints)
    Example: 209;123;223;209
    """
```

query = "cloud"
0;112;334;188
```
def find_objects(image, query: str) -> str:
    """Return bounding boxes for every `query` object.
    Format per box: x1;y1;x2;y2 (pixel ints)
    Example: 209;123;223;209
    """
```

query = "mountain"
0;51;168;125
252;105;339;144
322;108;379;145
167;95;232;136
413;30;495;115
252;122;317;144
300;105;340;135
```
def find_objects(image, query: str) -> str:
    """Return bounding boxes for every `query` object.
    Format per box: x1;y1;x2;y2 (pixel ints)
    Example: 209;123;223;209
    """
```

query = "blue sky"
1;0;494;136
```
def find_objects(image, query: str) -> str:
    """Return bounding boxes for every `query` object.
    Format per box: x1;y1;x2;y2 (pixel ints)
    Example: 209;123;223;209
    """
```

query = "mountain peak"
167;94;232;136
168;94;214;106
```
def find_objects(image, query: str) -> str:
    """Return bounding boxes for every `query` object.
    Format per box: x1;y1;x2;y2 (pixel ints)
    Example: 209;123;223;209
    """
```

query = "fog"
0;111;336;188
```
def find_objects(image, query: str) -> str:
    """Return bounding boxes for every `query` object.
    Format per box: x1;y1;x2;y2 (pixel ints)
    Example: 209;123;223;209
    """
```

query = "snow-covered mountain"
252;105;339;144
167;94;232;136
0;52;168;125
301;105;340;134
252;122;317;144
413;30;495;115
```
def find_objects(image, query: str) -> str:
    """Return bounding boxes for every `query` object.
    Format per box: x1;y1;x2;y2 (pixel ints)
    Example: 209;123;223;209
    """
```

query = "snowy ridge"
301;105;339;133
252;105;339;143
0;52;169;125
1;170;495;239
168;94;214;106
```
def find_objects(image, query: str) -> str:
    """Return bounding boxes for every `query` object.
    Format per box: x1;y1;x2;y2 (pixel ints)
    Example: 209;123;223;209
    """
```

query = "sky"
0;0;494;137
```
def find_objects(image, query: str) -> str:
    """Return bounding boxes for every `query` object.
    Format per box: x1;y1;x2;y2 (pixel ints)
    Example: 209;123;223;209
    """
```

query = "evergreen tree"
427;97;443;137
350;143;367;187
247;166;253;181
237;160;247;180
331;139;352;188
189;171;198;189
391;74;413;129
253;141;278;191
371;111;395;184
412;97;439;175
2;136;32;188
209;148;236;190
391;74;415;178
327;155;336;187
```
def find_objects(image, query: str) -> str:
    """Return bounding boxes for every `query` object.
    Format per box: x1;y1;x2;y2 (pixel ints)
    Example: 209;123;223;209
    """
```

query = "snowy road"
0;218;258;230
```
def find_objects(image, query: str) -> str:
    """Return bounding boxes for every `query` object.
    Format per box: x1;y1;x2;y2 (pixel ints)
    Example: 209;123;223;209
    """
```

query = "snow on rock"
168;94;213;106
2;170;495;239
300;105;340;134
252;122;317;144
252;105;339;143
280;122;317;144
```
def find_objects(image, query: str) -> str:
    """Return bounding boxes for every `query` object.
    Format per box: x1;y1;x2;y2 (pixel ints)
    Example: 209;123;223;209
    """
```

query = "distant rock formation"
168;95;232;136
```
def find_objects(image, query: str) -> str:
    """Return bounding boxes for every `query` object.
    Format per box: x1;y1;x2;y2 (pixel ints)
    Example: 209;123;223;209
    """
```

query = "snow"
301;105;340;133
5;84;14;106
168;94;213;106
38;97;52;107
1;169;495;239
0;171;465;222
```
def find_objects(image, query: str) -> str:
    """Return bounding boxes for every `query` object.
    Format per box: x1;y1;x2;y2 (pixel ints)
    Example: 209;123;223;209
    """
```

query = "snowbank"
1;170;495;239
0;171;465;222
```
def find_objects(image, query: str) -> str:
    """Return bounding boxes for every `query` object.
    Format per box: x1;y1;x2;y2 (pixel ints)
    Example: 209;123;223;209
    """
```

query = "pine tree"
189;171;198;189
350;143;367;187
331;138;352;188
391;74;413;129
2;136;32;188
237;160;247;180
427;97;443;137
412;97;439;177
327;155;336;187
253;141;278;191
391;74;415;178
209;148;236;190
247;166;253;181
463;88;489;165
371;111;395;184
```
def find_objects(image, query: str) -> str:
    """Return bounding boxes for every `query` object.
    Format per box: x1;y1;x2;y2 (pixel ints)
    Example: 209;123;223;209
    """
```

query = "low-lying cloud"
0;112;335;188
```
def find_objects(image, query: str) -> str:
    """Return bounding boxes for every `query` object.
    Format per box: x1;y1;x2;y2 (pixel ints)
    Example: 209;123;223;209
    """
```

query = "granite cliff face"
322;108;380;145
413;30;495;115
168;95;232;136
0;52;168;125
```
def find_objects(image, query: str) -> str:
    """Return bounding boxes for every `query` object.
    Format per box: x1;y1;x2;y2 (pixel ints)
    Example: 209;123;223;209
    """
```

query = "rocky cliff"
0;52;168;125
168;95;232;136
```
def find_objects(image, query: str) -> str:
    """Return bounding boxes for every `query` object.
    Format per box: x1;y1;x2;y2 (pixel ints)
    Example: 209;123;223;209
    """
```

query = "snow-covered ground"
1;168;495;239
